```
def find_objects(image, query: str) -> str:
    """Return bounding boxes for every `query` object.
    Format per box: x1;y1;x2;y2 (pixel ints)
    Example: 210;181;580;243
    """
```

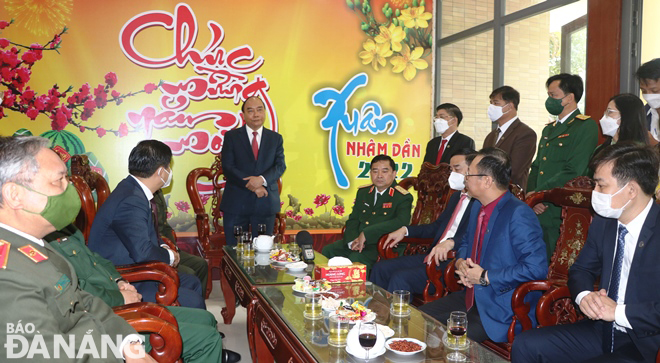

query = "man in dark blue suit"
512;142;660;363
88;140;205;309
419;147;547;343
369;148;476;293
221;96;286;245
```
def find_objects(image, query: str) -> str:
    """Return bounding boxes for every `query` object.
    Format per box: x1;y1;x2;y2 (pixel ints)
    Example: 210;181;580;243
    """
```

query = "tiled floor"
207;280;253;363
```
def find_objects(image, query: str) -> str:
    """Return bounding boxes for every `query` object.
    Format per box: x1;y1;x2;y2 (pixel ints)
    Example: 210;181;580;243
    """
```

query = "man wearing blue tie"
220;96;286;245
512;142;660;363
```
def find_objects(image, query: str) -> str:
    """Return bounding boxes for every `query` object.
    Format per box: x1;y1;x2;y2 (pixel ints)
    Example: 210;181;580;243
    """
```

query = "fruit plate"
292;284;331;294
329;310;377;325
385;337;427;355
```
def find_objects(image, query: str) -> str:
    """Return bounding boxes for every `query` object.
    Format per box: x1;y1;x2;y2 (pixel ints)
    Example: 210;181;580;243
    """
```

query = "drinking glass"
391;290;411;316
235;226;244;252
303;293;322;320
328;315;349;347
289;243;301;257
257;223;267;236
243;239;255;259
240;231;252;254
447;311;468;361
358;321;377;361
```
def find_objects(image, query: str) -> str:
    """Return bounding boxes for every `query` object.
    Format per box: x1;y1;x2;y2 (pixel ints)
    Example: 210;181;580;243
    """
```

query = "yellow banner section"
0;0;432;231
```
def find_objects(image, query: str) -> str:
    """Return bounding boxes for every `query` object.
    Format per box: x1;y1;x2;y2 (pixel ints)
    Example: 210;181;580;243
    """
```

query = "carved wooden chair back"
70;154;111;242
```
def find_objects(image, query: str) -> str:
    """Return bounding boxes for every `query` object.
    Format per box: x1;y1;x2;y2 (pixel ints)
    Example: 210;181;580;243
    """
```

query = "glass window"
439;31;494;147
641;0;660;67
441;0;494;38
506;0;546;15
503;0;587;139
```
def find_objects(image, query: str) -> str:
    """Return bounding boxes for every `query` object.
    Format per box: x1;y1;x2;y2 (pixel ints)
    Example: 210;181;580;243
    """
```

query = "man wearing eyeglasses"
419;147;547;343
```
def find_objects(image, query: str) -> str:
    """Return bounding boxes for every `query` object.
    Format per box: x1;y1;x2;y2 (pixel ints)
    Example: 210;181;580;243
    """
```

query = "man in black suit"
89;140;205;309
370;148;476;293
512;142;660;363
423;103;475;165
221;96;286;245
636;58;660;144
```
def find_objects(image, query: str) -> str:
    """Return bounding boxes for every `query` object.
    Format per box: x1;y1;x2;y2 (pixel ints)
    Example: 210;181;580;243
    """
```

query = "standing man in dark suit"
370;148;476;293
636;58;660;145
419;148;547;343
89;140;205;309
512;142;660;363
527;74;599;261
483;86;536;190
221;96;286;245
423;103;476;165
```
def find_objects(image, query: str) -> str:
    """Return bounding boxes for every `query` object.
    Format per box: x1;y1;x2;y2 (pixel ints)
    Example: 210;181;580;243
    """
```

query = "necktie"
465;209;487;311
495;127;502;144
438;194;468;242
435;139;448;165
149;198;160;236
604;225;628;352
375;192;381;206
252;131;259;160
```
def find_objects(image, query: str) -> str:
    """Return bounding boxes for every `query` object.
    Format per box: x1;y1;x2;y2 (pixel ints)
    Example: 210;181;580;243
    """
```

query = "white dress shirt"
576;198;654;331
0;221;144;356
404;192;470;243
495;116;518;144
438;130;456;151
130;175;175;266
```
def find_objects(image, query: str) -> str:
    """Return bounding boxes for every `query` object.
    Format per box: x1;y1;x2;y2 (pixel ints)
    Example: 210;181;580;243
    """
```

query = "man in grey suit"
483;86;537;191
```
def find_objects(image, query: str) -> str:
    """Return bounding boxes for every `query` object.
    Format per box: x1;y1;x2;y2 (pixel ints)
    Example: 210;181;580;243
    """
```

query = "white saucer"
346;345;386;359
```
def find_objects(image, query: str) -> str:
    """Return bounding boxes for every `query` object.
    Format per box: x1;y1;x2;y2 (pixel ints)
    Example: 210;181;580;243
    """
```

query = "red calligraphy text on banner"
120;3;277;155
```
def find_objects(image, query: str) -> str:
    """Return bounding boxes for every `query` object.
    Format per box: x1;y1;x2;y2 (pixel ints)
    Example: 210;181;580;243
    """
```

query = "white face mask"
643;93;660;109
487;104;506;122
599;115;620;137
433;118;450;134
591;182;631;219
448;171;465;191
160;167;173;188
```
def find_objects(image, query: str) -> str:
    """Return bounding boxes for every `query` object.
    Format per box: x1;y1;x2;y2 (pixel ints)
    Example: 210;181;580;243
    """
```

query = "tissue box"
314;262;366;283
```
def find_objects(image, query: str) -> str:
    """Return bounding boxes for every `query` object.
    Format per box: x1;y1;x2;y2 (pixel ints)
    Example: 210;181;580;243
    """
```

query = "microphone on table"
295;230;316;263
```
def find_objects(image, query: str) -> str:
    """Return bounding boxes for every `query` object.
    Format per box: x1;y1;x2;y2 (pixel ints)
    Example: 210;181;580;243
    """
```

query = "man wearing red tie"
422;103;475;165
370;148;477;294
220;96;286;245
419;147;547;343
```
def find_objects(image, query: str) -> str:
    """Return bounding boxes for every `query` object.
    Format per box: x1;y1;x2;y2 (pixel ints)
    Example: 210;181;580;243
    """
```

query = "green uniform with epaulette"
322;181;413;271
527;109;598;260
153;189;208;296
0;225;135;362
44;224;224;363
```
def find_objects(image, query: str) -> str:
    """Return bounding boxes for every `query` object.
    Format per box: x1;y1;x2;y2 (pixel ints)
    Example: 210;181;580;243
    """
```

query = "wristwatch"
480;270;489;286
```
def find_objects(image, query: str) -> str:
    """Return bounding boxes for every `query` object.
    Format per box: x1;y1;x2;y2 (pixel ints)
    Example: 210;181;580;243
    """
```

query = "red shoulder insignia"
0;240;9;269
18;245;48;263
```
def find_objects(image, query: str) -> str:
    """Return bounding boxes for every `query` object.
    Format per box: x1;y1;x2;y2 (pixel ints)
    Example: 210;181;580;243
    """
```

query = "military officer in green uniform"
152;189;209;297
0;136;154;362
527;73;599;261
45;224;240;363
322;154;413;271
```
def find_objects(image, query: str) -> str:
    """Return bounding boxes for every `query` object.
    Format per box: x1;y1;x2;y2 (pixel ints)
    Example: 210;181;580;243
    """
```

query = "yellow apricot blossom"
398;6;433;29
374;24;405;52
390;44;428;81
359;39;393;71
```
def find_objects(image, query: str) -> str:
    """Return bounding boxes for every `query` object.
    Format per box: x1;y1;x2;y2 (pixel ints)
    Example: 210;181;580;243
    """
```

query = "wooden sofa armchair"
186;153;286;298
376;162;452;258
440;176;594;360
113;303;183;363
